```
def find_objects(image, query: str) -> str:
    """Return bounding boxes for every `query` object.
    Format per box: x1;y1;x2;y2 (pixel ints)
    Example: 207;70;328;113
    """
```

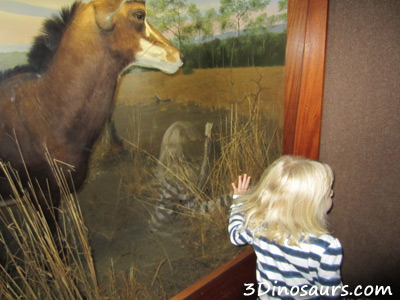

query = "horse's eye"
133;11;145;22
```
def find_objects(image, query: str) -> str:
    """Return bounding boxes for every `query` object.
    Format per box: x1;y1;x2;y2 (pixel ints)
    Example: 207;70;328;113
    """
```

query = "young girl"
229;155;343;299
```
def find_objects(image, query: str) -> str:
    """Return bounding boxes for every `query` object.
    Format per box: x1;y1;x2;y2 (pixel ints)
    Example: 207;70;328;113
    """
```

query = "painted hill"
0;51;28;71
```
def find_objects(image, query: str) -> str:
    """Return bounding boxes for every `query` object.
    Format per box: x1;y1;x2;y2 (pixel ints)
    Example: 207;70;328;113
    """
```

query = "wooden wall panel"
282;0;309;155
320;0;400;292
292;0;328;160
283;0;328;160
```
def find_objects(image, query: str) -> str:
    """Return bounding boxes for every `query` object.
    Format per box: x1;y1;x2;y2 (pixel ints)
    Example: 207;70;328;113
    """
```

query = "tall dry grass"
0;153;143;300
188;100;282;252
210;105;282;197
174;101;282;258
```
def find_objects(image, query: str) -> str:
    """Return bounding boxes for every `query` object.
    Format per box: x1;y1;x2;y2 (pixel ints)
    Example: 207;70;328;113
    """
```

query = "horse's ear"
94;0;127;31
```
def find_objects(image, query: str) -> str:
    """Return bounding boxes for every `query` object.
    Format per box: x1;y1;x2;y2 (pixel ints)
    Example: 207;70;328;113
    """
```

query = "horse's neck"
27;53;122;171
43;46;122;138
24;5;124;157
47;40;121;94
42;5;123;139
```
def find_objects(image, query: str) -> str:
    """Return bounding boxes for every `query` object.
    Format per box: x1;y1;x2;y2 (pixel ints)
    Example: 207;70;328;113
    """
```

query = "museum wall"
320;0;400;290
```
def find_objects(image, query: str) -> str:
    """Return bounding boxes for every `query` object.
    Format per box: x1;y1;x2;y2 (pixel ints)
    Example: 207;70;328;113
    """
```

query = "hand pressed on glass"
232;174;251;195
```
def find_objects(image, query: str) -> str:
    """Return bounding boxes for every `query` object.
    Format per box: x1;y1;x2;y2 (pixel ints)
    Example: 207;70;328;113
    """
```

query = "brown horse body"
0;0;182;226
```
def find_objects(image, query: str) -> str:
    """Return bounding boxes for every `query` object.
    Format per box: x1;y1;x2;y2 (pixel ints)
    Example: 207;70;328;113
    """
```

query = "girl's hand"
232;174;251;195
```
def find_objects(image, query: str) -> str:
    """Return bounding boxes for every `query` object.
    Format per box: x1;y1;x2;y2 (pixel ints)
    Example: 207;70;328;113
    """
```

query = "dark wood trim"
170;247;257;300
170;0;329;298
292;0;329;160
283;0;329;160
282;0;310;156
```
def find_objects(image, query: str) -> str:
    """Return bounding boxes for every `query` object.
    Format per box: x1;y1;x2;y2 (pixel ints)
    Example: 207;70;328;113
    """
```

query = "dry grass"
184;102;282;253
0;154;146;300
0;157;97;299
210;75;283;196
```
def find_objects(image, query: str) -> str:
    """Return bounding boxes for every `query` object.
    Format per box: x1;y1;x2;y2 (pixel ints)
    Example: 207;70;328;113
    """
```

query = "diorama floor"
78;149;242;299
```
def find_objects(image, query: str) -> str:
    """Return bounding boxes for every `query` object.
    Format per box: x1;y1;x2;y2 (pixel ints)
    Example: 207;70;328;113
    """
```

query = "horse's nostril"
180;53;185;63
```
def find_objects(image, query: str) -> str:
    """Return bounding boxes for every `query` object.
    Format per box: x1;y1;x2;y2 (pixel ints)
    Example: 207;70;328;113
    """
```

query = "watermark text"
243;282;393;298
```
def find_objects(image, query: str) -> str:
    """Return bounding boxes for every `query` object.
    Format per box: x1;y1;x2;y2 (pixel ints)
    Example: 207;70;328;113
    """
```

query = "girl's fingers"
244;175;251;188
232;182;237;192
233;174;251;195
239;174;250;192
241;174;250;189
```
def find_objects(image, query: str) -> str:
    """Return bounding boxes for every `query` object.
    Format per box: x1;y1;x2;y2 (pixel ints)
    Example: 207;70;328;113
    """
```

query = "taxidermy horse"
0;0;183;232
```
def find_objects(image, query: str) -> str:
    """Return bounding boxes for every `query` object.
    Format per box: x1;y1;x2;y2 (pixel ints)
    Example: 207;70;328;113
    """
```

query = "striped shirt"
229;203;343;300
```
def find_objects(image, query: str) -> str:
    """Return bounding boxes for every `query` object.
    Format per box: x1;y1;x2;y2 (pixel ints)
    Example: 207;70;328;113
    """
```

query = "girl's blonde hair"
235;155;334;245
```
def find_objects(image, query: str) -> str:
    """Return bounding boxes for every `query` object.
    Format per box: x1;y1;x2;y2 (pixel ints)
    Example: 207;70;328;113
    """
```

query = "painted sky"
0;0;282;52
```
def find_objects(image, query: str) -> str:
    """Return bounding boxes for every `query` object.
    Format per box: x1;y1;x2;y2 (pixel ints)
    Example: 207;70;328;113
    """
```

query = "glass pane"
0;0;286;298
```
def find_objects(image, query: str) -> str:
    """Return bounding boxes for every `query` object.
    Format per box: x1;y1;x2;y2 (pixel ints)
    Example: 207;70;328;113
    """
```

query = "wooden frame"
170;247;257;300
283;0;329;160
171;0;329;298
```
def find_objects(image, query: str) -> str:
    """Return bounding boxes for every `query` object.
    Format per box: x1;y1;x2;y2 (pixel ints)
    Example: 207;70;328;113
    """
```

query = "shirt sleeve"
228;199;253;246
317;238;343;298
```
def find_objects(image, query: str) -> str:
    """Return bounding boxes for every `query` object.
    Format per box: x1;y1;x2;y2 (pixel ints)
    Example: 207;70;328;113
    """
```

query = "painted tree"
245;13;274;38
187;3;203;67
187;5;221;68
203;8;218;40
219;0;271;36
277;0;288;23
203;8;218;67
188;4;203;41
147;0;191;49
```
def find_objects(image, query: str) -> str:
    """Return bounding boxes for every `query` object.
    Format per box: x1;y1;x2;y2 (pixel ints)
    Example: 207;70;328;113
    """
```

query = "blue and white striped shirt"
229;203;343;300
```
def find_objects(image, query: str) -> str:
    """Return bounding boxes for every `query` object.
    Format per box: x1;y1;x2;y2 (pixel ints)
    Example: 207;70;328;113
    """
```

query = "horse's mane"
0;2;80;82
28;2;80;73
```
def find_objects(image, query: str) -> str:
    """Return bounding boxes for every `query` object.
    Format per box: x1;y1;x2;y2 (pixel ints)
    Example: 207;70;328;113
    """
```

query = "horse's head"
93;0;183;74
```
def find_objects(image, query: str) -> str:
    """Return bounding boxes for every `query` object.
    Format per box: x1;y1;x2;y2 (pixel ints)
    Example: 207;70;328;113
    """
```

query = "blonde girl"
229;155;343;299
